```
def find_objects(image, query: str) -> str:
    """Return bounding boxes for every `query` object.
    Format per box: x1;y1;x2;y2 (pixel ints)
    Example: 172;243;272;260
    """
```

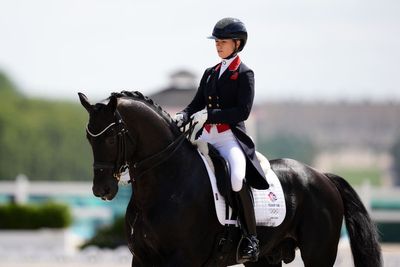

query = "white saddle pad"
198;149;286;227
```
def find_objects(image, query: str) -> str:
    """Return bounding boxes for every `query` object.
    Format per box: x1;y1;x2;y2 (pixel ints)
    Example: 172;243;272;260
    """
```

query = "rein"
132;125;193;179
88;112;196;184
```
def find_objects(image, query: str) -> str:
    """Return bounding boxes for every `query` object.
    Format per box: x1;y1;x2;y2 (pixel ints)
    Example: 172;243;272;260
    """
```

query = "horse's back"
270;158;343;216
270;158;342;197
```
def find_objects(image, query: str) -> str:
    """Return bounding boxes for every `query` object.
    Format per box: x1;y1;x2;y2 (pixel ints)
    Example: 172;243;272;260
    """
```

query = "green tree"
0;70;92;180
0;71;21;96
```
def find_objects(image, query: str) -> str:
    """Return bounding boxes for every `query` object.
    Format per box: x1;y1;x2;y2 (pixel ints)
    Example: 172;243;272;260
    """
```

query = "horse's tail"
325;173;382;267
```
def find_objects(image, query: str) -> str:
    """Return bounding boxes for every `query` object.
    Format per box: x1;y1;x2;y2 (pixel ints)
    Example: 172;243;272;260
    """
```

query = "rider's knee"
231;174;245;192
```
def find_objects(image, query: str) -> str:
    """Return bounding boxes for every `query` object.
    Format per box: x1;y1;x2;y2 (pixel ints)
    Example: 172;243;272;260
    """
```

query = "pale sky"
0;0;399;102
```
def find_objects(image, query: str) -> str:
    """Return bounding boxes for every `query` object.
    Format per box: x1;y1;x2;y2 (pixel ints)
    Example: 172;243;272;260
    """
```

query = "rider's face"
215;39;239;59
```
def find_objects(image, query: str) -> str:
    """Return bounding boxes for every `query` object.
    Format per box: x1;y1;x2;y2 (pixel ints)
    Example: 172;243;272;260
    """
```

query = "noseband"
87;112;133;182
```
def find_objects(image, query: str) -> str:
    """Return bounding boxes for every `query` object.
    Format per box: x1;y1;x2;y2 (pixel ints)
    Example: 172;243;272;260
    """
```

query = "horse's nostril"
92;187;101;197
92;185;111;198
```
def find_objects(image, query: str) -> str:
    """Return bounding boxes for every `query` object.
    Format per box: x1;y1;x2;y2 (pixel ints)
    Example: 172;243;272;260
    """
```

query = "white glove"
189;109;208;142
191;109;208;126
174;113;185;127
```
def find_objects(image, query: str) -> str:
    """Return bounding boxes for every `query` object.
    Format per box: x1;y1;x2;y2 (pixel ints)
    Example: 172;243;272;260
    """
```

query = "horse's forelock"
93;102;107;111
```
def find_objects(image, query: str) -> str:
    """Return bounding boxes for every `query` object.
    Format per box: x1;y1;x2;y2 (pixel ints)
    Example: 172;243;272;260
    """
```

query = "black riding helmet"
208;17;248;52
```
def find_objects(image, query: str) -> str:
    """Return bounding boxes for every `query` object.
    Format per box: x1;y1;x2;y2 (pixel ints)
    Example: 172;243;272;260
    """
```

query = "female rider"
174;17;269;263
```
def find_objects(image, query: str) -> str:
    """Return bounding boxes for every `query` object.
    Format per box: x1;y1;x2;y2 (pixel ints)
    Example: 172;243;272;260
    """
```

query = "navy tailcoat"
180;56;269;190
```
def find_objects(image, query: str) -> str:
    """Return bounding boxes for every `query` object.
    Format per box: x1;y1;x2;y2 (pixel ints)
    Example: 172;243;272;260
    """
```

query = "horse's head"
79;90;192;200
78;92;126;200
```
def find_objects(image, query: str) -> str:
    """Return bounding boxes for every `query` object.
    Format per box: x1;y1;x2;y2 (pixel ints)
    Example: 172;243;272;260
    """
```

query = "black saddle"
207;144;235;207
206;144;242;266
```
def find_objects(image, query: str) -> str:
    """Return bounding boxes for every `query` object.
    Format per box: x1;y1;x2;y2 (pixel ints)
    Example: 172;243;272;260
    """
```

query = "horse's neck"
118;99;176;162
118;98;208;207
130;142;204;208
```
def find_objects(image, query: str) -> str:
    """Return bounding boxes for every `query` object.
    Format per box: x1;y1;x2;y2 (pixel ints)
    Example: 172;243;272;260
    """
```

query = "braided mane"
110;91;179;133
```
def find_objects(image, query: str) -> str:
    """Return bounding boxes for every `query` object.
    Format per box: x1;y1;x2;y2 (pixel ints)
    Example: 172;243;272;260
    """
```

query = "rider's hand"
189;109;208;142
190;109;208;126
174;113;186;127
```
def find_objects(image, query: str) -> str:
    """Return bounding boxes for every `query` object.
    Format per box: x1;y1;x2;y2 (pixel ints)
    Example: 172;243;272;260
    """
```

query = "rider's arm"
207;69;254;125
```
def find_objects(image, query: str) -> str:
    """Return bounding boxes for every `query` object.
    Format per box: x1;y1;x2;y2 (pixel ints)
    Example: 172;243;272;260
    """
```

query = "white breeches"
200;126;246;192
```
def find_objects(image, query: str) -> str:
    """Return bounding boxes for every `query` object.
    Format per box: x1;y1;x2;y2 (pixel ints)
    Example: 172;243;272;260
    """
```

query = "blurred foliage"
0;71;92;180
332;167;381;186
257;133;317;165
391;137;400;185
80;216;126;249
0;202;72;229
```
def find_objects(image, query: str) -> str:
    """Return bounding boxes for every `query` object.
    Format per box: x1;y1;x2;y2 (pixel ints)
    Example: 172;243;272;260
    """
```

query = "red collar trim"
228;56;241;71
214;56;241;72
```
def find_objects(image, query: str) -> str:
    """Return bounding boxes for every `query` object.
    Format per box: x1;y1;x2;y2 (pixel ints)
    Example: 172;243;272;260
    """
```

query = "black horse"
79;91;382;267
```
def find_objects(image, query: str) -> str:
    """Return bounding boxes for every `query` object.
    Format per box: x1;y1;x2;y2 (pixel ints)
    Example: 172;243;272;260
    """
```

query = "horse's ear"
78;92;93;113
107;95;118;112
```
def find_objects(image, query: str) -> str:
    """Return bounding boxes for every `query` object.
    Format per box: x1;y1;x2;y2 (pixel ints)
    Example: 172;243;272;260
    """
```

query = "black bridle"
86;112;133;182
87;113;196;183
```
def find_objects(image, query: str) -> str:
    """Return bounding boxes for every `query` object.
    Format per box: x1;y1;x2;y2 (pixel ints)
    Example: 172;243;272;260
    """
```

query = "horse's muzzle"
92;179;119;200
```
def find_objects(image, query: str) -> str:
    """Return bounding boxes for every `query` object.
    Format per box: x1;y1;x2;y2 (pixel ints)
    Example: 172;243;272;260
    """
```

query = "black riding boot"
234;184;259;263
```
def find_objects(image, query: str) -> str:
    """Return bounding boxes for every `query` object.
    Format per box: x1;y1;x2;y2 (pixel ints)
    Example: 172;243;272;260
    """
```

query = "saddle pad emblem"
268;192;277;202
